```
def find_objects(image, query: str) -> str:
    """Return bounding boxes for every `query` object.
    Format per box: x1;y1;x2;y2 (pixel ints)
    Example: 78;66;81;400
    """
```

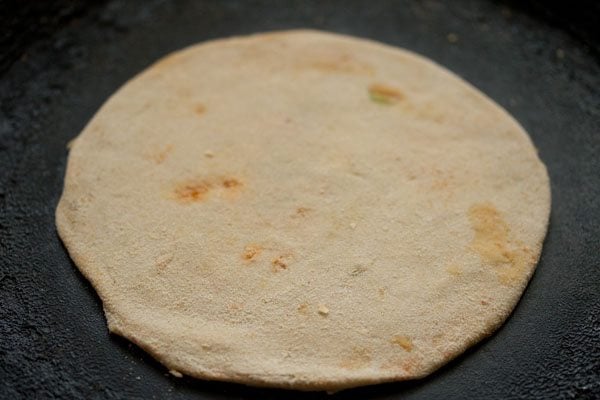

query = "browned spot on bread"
194;103;206;115
431;177;451;190
155;253;173;270
498;244;534;284
339;347;372;370
391;335;413;352
381;355;418;373
442;351;454;359
380;357;401;371
297;303;309;315
173;179;212;203
149;144;173;164
222;178;242;188
172;300;186;311
350;266;367;277
296;207;311;216
432;333;444;345
468;203;536;285
480;300;490;306
271;256;288;272
242;245;262;262
172;176;243;203
368;83;404;104
469;203;511;264
378;287;387;298
401;357;419;373
428;167;455;195
228;303;243;311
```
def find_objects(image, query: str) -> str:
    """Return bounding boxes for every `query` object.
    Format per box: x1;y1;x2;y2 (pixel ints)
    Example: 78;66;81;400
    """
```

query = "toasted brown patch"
480;300;490;306
339;347;372;370
155;253;173;270
468;202;535;285
428;167;455;194
295;207;311;216
149;144;173;164
172;176;243;203
222;178;242;188
242;245;262;262
498;243;534;285
432;333;444;345
173;179;212;203
431;177;451;190
391;335;413;352
401;357;419;373
194;103;206;115
368;83;404;104
271;256;288;272
378;287;386;298
380;357;400;371
297;303;309;315
350;266;367;277
382;355;420;374
469;203;511;264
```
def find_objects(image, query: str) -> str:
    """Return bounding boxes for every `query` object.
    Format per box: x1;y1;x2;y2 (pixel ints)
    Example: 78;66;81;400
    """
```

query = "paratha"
56;30;550;391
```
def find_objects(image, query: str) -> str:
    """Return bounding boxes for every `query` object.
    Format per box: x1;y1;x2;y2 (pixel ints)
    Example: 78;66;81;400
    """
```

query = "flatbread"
56;30;550;391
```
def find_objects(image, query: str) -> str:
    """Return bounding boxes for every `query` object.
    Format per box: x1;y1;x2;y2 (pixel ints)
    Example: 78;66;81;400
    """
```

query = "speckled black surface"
1;1;599;399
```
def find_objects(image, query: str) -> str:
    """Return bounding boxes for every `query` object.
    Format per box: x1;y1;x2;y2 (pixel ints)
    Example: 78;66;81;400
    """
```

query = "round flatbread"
56;30;550;391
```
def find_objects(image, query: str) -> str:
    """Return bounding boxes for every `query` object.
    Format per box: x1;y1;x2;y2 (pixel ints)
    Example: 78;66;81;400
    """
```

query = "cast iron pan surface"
1;1;598;399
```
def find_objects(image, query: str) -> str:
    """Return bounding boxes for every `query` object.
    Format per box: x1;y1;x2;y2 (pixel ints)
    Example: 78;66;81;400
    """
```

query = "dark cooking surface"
1;1;598;399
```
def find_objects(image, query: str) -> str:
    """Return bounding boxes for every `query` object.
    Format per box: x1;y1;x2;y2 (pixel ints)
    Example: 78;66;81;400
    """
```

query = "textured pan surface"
0;1;598;399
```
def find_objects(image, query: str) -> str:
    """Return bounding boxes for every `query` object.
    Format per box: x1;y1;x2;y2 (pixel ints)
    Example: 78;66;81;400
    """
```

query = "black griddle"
1;1;599;399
